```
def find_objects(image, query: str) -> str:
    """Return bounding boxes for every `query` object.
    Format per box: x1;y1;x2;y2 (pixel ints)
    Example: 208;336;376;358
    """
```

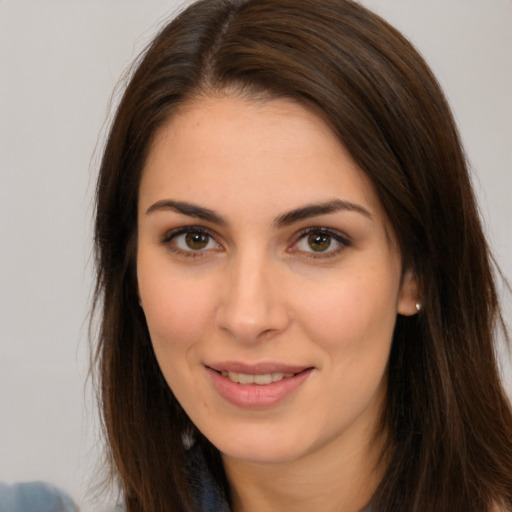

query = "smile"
206;364;314;408
220;371;295;385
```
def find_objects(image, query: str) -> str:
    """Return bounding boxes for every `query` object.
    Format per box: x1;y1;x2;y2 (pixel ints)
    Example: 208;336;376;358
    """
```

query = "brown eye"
292;228;350;258
163;227;221;255
185;231;210;250
307;232;331;252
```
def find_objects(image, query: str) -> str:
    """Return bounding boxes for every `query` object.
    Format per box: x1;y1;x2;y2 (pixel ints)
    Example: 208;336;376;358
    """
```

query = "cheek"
295;266;399;355
293;267;399;423
138;266;218;408
137;259;217;356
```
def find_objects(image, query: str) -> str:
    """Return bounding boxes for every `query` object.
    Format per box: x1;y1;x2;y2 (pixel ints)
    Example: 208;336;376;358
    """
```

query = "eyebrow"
274;199;372;227
146;200;226;225
145;198;372;226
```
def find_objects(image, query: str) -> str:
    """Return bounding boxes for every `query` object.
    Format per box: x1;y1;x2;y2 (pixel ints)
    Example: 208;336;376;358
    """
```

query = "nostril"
258;328;277;338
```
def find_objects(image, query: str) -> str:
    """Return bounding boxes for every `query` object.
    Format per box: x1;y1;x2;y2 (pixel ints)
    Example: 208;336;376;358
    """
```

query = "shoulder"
0;481;78;512
187;445;230;512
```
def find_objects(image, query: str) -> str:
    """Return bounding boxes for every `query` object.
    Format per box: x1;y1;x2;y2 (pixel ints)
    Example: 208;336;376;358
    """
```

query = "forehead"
139;95;387;226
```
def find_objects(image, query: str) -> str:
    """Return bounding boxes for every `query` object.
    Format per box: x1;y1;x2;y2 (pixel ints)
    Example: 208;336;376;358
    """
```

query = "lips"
205;362;314;408
207;362;310;375
220;370;295;385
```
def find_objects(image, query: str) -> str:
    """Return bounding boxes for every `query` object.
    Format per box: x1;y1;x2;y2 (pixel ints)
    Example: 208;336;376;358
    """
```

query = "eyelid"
289;226;351;258
161;225;209;243
161;225;223;256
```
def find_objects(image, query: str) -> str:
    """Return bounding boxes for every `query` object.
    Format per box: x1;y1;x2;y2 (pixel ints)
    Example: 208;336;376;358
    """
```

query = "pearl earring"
415;302;422;312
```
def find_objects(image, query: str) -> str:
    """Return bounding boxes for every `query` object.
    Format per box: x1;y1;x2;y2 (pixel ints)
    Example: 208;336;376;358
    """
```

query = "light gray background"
0;1;510;510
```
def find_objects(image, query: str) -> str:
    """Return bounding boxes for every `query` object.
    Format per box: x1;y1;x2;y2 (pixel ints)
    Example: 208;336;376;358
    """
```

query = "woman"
92;1;512;511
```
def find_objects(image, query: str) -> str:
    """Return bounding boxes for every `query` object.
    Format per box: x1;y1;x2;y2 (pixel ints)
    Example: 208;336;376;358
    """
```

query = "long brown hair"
93;1;512;510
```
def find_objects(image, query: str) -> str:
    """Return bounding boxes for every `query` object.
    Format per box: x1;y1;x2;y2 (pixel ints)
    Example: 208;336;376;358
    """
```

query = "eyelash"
160;226;351;259
290;227;351;259
161;226;220;258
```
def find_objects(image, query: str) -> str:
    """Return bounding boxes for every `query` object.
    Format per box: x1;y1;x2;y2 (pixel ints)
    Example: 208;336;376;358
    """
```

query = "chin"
202;421;312;465
220;443;299;466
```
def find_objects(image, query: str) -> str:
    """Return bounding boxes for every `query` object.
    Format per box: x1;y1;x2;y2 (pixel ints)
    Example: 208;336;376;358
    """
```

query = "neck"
222;423;388;512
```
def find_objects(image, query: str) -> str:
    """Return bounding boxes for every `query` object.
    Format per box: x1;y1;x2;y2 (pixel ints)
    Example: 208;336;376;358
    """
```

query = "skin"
137;95;419;512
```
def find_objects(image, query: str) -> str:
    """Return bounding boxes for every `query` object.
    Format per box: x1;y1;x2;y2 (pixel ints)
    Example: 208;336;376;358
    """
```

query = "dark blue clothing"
0;481;78;512
189;447;373;512
188;447;230;512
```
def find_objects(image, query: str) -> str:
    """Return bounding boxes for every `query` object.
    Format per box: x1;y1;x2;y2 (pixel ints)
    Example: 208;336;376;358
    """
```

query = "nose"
215;251;291;343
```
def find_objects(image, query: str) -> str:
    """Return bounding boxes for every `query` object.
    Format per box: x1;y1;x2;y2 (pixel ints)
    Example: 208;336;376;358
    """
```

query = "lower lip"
206;367;313;408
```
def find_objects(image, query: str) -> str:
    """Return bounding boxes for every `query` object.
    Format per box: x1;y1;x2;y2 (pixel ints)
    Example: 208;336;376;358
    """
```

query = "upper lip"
205;361;312;374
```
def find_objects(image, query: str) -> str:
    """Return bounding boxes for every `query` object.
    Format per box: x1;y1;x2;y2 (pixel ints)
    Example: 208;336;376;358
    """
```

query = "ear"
397;269;421;316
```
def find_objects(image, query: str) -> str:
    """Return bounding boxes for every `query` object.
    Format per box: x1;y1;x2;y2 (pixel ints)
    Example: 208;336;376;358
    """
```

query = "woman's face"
137;95;418;465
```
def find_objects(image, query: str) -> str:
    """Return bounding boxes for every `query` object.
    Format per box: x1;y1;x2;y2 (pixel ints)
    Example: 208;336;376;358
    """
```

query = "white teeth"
253;373;272;385
238;373;254;385
220;370;296;385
